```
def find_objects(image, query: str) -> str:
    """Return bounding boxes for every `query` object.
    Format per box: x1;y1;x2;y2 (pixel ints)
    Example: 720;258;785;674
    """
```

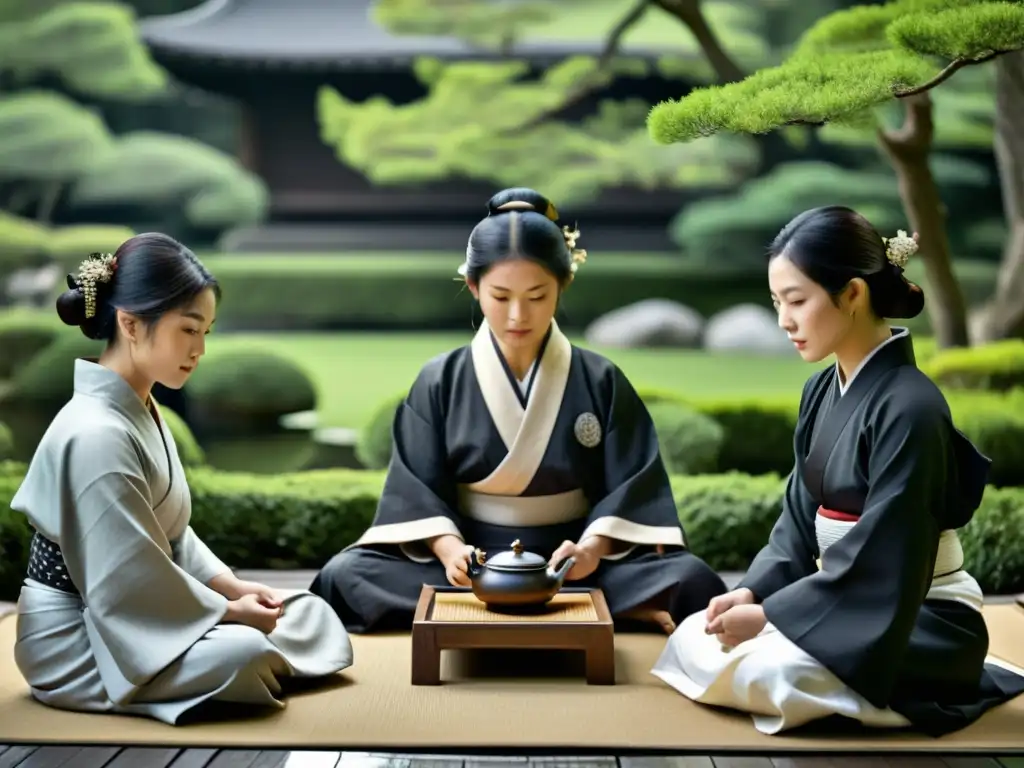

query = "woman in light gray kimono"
10;234;354;725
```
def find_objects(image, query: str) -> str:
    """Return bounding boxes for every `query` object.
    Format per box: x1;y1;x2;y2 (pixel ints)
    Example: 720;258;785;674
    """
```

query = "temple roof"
139;0;679;69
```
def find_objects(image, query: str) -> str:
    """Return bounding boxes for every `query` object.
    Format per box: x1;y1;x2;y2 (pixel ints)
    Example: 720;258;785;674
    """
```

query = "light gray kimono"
9;359;354;725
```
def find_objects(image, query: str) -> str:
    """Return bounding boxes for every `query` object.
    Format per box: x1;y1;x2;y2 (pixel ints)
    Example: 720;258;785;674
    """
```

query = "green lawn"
209;331;814;430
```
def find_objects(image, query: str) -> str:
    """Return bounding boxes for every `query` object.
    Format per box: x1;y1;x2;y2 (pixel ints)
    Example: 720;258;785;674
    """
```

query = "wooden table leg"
584;636;615;685
411;628;441;685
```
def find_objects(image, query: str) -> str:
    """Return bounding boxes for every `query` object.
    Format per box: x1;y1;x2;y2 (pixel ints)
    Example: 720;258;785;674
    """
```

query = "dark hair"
56;232;220;342
768;205;925;319
463;187;585;285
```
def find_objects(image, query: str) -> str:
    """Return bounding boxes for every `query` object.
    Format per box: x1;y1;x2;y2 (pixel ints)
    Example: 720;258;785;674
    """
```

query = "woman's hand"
429;534;476;587
704;587;755;627
548;537;604;581
224;593;282;635
706;604;766;648
232;579;286;611
209;572;285;611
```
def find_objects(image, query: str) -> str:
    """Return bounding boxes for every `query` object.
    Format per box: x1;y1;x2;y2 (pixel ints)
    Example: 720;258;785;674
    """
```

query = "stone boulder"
703;303;794;355
584;299;704;348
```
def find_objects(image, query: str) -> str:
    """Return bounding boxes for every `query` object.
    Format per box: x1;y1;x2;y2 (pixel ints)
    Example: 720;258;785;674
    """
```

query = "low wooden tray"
410;585;615;686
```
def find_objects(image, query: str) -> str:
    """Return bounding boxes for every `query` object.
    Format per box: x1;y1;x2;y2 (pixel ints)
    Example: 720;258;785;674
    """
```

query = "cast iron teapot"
467;539;575;610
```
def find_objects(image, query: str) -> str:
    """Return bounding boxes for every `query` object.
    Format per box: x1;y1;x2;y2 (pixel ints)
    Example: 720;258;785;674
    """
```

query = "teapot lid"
480;539;546;570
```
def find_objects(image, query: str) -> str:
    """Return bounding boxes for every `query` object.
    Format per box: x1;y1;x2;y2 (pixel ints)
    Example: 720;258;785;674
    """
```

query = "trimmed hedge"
355;385;1024;485
923;339;1024;392
1;462;1022;602
201;253;774;331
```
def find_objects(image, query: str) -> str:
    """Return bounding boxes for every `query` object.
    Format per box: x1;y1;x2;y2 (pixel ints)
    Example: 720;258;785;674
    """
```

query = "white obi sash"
814;506;982;611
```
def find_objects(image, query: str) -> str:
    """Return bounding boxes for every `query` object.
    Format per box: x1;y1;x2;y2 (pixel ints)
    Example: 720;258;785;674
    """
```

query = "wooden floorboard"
0;752;1021;768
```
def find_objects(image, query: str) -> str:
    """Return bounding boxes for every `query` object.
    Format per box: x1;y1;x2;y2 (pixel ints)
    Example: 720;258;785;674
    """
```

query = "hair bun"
487;187;560;222
56;275;87;327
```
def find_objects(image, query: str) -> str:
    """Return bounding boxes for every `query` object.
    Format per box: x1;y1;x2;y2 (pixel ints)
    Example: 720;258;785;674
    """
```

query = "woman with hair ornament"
652;206;1024;737
311;187;727;634
11;234;353;725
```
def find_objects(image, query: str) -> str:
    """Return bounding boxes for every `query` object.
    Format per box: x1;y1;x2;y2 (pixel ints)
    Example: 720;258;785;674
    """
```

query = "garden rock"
584;299;704;348
703;304;793;355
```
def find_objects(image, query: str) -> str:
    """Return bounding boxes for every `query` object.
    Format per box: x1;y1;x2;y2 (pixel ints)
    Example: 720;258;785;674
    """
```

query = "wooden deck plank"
621;759;714;768
104;748;183;768
943;760;1004;768
169;750;219;768
279;753;343;768
711;759;775;768
16;746;95;768
246;752;292;768
0;747;39;768
206;751;264;768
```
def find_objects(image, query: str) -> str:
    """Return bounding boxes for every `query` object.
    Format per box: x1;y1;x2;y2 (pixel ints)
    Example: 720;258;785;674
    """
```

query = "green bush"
1;462;1021;602
648;401;724;475
0;310;63;380
186;351;318;437
0;423;13;461
3;333;104;412
947;391;1024;488
200;253;774;332
923;339;1024;393
355;391;405;470
159;406;205;468
638;387;798;476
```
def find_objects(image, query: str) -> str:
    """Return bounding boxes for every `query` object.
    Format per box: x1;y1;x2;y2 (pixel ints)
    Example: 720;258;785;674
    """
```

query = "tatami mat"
0;606;1022;752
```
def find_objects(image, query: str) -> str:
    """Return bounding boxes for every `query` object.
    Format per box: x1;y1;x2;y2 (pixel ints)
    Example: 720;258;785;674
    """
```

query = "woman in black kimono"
652;205;1024;736
310;187;727;634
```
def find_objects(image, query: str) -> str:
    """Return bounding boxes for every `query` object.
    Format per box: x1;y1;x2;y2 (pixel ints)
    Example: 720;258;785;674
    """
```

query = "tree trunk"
878;92;970;348
972;49;1024;342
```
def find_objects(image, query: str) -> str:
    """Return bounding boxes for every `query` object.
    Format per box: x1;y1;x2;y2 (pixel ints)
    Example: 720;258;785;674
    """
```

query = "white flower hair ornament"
76;252;118;318
563;224;587;273
882;229;918;269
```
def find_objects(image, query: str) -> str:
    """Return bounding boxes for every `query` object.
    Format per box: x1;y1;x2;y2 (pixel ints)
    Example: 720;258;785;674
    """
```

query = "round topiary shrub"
187;350;318;438
356;392;406;470
647;401;724;475
0;311;64;380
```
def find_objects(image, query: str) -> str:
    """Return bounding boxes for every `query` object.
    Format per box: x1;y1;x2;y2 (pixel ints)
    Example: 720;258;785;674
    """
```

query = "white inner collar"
836;327;909;396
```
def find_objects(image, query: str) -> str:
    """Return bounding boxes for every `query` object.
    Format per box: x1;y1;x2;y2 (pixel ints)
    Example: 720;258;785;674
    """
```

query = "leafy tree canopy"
0;1;167;99
669;157;990;262
317;56;759;204
68;132;269;228
647;0;1024;144
0;91;115;180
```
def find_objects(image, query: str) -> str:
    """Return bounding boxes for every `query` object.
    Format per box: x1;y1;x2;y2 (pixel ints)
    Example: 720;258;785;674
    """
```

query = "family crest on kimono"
10;234;353;725
652;206;1024;737
310;187;728;634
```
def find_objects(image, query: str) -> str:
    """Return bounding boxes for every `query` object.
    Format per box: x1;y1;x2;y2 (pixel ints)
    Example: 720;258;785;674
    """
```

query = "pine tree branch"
893;49;1008;97
777;49;1014;128
511;0;652;132
650;0;745;83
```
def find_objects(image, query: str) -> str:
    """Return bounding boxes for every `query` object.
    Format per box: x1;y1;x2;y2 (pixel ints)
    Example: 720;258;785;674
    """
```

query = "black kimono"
652;327;1024;736
310;319;726;633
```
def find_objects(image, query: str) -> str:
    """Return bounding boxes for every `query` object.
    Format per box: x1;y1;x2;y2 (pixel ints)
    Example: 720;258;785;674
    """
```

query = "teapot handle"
468;548;485;577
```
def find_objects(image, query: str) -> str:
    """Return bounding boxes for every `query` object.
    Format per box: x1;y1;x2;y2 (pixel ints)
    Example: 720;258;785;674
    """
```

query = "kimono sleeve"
759;394;952;709
59;430;229;691
175;525;231;585
579;364;685;553
349;366;463;558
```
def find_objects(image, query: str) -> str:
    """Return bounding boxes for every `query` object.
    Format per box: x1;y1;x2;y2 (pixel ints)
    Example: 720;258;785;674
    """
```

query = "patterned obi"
26;530;182;595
